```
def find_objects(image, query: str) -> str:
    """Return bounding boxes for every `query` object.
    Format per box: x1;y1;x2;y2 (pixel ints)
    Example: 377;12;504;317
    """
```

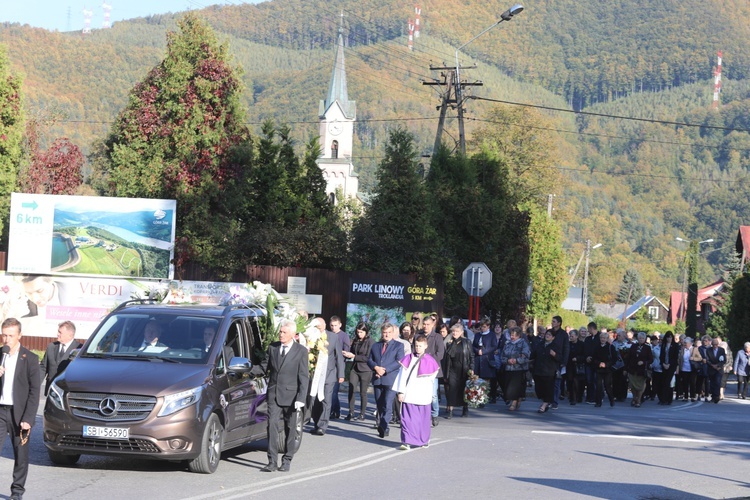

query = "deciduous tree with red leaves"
0;45;24;246
20;135;84;195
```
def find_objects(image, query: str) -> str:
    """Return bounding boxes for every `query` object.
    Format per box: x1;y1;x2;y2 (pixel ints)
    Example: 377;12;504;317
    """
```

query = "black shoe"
358;414;366;421
260;463;278;472
313;428;326;435
10;494;22;500
279;462;291;472
594;403;602;407
551;403;558;410
431;416;439;427
446;410;453;419
345;414;352;421
330;412;339;419
610;400;615;407
462;406;468;417
390;416;398;424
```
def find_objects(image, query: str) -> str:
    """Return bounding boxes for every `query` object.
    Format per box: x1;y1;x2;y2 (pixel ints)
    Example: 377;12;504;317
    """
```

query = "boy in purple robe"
393;335;440;450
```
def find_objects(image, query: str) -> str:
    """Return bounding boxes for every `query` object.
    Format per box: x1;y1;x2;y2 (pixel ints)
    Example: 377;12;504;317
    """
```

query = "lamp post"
676;237;714;338
455;3;524;154
581;240;602;314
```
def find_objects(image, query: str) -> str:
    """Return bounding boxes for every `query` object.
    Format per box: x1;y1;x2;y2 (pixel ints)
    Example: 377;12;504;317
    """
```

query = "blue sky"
0;1;259;32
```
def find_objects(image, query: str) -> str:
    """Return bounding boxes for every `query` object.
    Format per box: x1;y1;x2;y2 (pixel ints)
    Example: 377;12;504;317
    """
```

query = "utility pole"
425;64;481;154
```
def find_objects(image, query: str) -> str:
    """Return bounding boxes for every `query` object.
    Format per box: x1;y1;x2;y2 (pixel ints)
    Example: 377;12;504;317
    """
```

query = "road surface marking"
532;430;750;447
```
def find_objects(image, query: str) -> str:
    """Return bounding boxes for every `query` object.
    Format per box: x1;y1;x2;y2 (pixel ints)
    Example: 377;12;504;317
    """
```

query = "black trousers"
266;400;301;466
0;406;30;496
373;385;396;431
348;369;372;417
595;370;614;405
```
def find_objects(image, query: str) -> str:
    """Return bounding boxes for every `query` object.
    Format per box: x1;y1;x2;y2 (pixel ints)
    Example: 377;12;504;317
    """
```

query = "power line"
472;96;750;134
465;116;750;155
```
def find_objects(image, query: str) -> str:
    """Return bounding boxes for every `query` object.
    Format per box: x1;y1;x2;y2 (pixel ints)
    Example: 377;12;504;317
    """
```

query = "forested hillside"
2;0;750;303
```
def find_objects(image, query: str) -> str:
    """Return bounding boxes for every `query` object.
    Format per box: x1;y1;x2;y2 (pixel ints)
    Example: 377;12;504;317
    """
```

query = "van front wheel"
188;413;223;473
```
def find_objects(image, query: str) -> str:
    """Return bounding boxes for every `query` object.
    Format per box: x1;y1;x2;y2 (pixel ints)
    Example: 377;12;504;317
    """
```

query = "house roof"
668;280;724;324
622;295;668;320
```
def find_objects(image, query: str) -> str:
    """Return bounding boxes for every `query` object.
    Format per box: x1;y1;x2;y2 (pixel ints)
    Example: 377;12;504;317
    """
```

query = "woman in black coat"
443;323;474;418
659;331;679;405
531;330;558;413
343;323;373;420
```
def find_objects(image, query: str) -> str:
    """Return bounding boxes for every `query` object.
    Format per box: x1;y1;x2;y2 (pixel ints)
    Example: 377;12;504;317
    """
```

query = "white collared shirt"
0;350;20;405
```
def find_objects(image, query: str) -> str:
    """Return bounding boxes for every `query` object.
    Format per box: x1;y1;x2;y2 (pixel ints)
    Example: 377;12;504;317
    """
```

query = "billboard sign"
8;193;176;279
346;274;442;340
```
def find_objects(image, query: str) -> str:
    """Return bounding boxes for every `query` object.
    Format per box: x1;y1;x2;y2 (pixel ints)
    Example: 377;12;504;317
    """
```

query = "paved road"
2;392;749;500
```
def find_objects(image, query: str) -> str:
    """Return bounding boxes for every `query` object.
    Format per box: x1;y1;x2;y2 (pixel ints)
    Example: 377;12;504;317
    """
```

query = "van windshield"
81;313;220;364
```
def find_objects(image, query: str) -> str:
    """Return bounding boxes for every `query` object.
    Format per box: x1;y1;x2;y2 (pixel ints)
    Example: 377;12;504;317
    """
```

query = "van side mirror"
227;357;252;374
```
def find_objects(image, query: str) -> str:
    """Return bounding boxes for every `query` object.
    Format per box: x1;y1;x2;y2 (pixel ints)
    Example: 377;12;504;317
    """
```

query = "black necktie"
281;346;287;357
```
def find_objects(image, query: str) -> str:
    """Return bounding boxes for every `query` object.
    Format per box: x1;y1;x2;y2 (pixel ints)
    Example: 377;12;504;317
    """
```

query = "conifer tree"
94;14;250;274
618;268;644;303
351;127;437;275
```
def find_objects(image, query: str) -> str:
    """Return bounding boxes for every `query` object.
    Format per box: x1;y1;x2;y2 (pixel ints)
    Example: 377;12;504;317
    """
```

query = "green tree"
0;45;24;246
94;14;250;275
706;251;744;344
617;268;644;304
238;123;346;268
726;273;750;353
469;105;562;208
351;127;438;276
526;207;567;319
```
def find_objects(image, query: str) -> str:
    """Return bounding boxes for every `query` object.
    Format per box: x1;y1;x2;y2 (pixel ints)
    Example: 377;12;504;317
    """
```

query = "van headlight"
158;387;201;417
48;381;65;411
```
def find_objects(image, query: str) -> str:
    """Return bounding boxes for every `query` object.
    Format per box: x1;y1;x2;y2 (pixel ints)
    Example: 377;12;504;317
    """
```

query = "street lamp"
581;241;602;314
454;3;524;154
675;237;714;338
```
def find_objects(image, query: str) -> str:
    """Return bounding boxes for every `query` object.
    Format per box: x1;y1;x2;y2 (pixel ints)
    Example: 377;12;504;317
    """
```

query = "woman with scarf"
501;326;530;411
627;332;653;407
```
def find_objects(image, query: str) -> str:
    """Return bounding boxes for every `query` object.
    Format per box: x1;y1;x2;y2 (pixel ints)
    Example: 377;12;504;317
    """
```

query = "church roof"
321;30;355;119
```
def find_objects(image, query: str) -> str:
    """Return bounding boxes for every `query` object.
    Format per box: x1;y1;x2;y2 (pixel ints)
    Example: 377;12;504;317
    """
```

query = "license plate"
83;425;129;440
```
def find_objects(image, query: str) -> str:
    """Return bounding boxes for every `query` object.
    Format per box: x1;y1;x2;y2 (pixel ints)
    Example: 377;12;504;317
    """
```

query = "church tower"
317;18;359;203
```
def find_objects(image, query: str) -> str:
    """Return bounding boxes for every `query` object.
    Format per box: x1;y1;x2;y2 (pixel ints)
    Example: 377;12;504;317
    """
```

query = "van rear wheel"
188;413;223;474
48;449;80;466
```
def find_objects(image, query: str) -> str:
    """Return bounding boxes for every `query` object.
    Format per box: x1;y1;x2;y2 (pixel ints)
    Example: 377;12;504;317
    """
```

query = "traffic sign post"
462;262;492;326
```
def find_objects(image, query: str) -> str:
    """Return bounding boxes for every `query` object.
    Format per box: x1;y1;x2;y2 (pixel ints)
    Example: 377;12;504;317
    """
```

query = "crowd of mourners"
266;312;749;465
338;313;749;427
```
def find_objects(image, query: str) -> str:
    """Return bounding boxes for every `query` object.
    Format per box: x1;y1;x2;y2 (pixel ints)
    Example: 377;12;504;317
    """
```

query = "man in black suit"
706;337;726;404
40;321;82;396
0;318;41;500
309;317;344;436
367;323;405;438
257;319;309;472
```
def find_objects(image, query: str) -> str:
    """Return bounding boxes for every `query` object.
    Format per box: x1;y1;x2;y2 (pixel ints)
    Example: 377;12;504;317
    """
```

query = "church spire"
321;12;354;119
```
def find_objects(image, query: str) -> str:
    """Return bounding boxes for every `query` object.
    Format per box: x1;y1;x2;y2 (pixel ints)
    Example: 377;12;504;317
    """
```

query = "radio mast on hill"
414;6;421;38
82;7;93;35
102;2;113;29
407;19;414;51
712;51;722;109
